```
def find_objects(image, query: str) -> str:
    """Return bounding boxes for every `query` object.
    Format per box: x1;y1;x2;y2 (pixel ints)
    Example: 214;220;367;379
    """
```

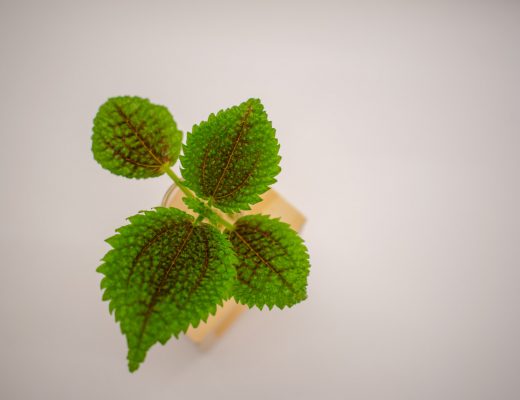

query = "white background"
1;1;519;399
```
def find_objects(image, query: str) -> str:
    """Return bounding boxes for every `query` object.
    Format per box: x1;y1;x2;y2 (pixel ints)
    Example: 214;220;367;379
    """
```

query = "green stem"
164;167;194;198
164;167;235;231
218;216;235;232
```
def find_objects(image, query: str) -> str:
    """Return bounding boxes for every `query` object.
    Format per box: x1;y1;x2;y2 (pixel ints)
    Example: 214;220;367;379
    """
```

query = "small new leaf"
182;197;221;226
226;215;310;309
92;96;182;178
98;207;237;372
180;98;281;212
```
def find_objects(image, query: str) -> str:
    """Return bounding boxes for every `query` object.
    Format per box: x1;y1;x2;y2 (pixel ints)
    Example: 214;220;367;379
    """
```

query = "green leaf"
226;214;310;309
92;96;182;179
182;197;221;226
98;207;237;372
180;98;281;212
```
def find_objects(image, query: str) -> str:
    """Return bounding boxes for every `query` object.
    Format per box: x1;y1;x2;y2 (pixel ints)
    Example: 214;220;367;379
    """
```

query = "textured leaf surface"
180;98;281;212
182;197;221;226
92;96;182;179
226;215;310;309
97;207;236;372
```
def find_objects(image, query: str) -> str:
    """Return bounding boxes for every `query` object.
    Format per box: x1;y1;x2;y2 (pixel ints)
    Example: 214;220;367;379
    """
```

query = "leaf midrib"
100;137;160;170
114;104;165;166
232;229;297;295
136;223;195;347
210;103;253;199
214;152;260;201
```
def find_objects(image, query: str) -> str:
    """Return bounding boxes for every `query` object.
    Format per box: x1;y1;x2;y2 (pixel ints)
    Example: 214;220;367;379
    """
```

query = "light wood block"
161;186;306;346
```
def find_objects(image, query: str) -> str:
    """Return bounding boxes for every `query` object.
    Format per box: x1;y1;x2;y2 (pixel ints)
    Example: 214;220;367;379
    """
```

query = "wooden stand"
162;186;306;347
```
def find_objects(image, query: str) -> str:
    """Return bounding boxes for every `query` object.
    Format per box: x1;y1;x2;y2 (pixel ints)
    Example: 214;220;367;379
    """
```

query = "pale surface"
1;1;519;399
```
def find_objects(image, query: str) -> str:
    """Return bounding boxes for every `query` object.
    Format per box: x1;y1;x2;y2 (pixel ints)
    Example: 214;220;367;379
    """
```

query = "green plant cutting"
92;96;311;372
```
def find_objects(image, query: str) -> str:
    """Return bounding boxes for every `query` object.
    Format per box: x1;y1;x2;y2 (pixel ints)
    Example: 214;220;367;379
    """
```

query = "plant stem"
218;216;235;232
164;167;235;231
164;167;194;198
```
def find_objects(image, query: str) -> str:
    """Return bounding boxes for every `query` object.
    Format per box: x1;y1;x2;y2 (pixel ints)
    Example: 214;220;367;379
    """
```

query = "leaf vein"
211;103;253;198
232;230;296;295
114;104;165;166
137;223;195;347
214;152;260;200
101;137;160;169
